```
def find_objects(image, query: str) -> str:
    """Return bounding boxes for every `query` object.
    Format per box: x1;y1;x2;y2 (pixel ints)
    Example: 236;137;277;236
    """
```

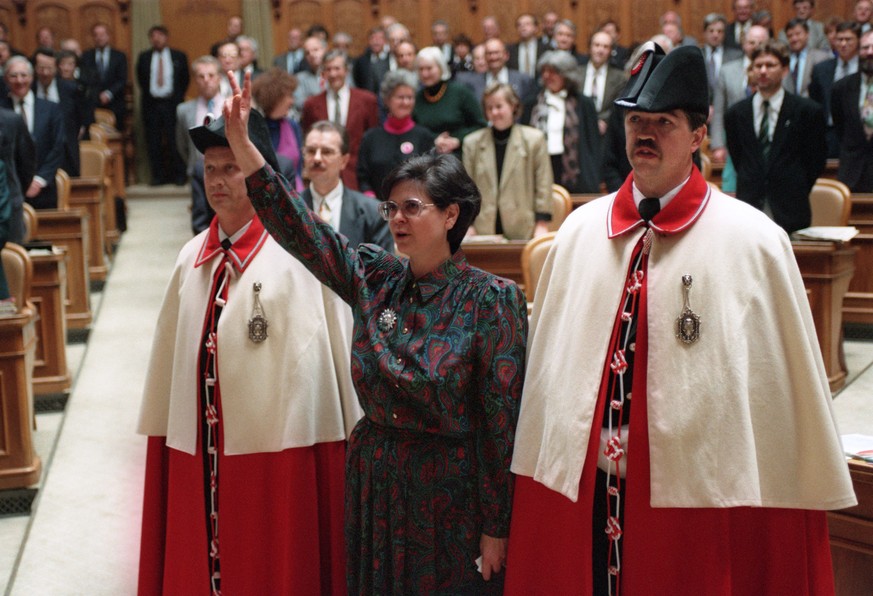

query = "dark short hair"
307;120;350;155
452;33;473;48
794;0;815;5
381;153;481;253
837;21;863;38
682;110;709;131
323;49;349;68
785;17;809;32
750;39;790;66
148;25;169;36
57;49;78;65
703;13;728;29
33;47;56;61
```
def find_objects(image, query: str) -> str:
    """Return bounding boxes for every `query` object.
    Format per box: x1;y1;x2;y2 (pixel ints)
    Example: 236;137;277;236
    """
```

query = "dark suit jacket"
808;58;841;157
831;72;873;192
725;92;827;233
33;77;87;176
0;107;35;219
301;88;379;190
460;69;536;105
136;47;189;106
80;46;128;126
578;61;627;122
507;39;548;74
1;96;65;190
300;186;393;252
273;49;305;73
352;49;390;94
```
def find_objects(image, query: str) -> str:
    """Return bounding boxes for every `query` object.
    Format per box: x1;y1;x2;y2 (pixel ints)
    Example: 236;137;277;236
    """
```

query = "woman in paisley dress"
223;73;527;594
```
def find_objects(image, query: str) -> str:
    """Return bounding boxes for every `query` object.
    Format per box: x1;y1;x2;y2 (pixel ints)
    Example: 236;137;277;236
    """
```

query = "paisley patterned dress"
247;165;527;594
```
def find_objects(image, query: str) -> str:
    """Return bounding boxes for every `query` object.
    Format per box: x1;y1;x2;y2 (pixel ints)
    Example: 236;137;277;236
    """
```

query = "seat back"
22;203;37;242
521;232;557;302
2;243;32;311
549;184;573;232
54;168;71;210
809;178;851;226
78;141;110;179
699;152;712;180
93;108;116;129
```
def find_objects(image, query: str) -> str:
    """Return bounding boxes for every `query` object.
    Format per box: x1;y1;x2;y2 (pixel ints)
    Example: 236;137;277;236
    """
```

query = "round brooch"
400;141;414;155
377;308;398;333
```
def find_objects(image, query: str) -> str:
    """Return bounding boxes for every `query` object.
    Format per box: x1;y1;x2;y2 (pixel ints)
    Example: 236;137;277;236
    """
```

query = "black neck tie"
638;197;661;222
759;100;771;161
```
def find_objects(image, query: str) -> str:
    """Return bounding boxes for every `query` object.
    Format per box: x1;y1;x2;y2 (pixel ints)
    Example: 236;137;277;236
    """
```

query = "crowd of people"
0;3;868;594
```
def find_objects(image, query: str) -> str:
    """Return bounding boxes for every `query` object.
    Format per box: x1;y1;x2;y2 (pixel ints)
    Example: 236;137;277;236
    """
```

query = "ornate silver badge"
248;282;268;343
377;308;398;333
675;274;700;344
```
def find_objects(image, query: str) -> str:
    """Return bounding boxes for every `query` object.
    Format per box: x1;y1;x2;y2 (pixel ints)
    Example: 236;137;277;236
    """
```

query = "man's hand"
25;180;43;199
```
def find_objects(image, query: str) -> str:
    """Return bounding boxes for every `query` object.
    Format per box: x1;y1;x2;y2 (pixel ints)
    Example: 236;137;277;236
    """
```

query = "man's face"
483;18;499;40
37;28;54;48
860;31;873;74
34;53;56;86
751;52;787;94
58;56;75;79
238;40;255;68
395;42;416;70
217;44;239;72
322;56;348;91
227;17;243;38
625;109;704;195
149;30;168;51
516;15;537;41
287;28;302;50
303;38;325;68
589;32;612;68
855;0;873;23
705;21;726;48
432;24;449;45
303;129;348;188
484;39;507;73
472;45;487;73
0;43;9;65
204;146;253;224
543;12;558;35
786;25;809;53
734;0;754;23
4;61;32;99
554;24;575;51
388;28;408;50
836;30;860;61
743;26;770;56
194;63;220;99
92;25;110;48
794;1;814;19
368;30;385;53
662;24;682;45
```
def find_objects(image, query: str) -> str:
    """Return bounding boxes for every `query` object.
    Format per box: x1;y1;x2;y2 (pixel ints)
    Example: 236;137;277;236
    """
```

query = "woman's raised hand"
224;71;266;176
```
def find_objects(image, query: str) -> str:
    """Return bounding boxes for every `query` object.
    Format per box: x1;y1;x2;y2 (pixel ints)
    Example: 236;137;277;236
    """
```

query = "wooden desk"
70;176;108;281
32;210;92;329
844;193;873;324
29;248;70;395
464;239;855;392
829;460;873;596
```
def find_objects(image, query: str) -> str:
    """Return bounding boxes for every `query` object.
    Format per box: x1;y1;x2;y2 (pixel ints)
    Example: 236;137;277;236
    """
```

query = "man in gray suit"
580;31;628;135
460;38;534;107
701;13;744;102
782;18;832;97
273;27;304;73
710;25;770;162
778;1;831;51
176;55;222;233
299;121;392;252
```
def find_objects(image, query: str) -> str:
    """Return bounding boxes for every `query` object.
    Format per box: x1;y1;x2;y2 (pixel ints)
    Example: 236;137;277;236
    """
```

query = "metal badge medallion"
675;274;700;344
248;282;268;343
377;308;398;333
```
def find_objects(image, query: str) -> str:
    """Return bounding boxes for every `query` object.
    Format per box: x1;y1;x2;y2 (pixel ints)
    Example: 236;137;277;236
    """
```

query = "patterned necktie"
333;91;342;124
591;70;600;111
759;100;771;160
862;80;873;139
156;51;165;87
792;54;800;94
319;198;332;226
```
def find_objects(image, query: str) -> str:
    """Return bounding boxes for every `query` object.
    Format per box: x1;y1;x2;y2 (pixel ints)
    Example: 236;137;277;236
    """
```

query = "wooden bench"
28;247;71;395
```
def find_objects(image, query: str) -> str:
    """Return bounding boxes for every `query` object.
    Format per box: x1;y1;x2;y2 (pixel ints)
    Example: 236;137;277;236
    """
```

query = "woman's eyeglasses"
378;198;438;221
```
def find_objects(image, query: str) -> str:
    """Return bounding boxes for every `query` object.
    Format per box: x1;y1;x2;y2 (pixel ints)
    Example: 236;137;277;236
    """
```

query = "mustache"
634;139;658;151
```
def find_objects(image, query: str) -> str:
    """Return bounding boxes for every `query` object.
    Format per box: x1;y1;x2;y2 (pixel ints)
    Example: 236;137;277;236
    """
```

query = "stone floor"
0;188;870;594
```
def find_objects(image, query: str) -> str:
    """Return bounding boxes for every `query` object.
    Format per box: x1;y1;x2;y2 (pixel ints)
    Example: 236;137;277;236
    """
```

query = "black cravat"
638;197;661;222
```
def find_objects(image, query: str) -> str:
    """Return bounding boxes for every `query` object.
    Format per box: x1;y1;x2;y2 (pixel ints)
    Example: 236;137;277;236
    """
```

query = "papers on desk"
842;433;873;463
463;235;507;244
791;226;859;242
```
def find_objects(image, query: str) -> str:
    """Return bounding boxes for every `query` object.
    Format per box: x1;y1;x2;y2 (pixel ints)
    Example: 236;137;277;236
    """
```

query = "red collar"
194;216;269;273
607;166;711;239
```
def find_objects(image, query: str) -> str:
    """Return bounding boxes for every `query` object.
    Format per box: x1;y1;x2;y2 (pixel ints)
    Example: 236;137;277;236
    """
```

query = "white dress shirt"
150;47;174;97
310;182;344;231
753;87;785;142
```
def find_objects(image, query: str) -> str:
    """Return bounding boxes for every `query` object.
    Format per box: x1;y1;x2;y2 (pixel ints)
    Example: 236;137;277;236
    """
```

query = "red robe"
505;170;836;595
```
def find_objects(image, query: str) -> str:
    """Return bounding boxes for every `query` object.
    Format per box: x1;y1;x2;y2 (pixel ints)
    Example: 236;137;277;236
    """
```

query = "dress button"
402;327;409;334
408;297;413;303
396;357;403;365
392;413;398;419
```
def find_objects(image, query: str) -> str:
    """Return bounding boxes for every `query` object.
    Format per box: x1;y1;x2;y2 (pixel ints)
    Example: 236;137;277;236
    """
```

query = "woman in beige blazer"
463;83;553;240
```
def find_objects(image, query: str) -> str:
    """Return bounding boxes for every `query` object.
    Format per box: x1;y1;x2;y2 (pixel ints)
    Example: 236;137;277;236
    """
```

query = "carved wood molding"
115;0;129;23
12;0;26;27
272;0;281;21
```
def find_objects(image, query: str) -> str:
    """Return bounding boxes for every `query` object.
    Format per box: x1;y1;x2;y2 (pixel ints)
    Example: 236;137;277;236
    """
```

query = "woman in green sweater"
412;46;486;157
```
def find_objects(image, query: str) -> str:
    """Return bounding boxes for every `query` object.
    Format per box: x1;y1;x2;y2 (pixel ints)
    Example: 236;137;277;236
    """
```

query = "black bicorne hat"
189;108;280;171
614;43;709;115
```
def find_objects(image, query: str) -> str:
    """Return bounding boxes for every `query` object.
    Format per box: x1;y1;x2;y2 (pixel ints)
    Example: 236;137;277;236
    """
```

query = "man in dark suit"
809;21;862;157
0;106;35;243
702;13;744;102
431;19;454;66
301;50;379;190
352;27;390;94
461;38;535;106
3;56;64;210
136;25;189;186
580;31;628;135
831;28;873;191
725;0;755;50
33;48;87;176
507;13;547;78
273;27;305;74
299;120;392;251
80;22;128;129
553;20;584;63
725;40;827;233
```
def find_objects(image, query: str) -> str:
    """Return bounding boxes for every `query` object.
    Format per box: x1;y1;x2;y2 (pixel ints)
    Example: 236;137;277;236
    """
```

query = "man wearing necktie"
80;22;127;130
272;27;304;74
701;13;743;103
783;18;832;97
301;50;378;190
726;39;827;233
136;25;189;186
581;31;628;136
831;28;873;191
506;40;854;596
